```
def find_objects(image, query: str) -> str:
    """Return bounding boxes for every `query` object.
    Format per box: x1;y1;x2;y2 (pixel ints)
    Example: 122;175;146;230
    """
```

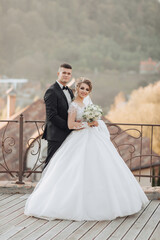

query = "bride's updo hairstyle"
75;77;92;93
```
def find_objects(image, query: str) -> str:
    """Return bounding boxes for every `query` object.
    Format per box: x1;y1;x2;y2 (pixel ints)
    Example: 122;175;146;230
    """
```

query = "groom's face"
57;67;72;85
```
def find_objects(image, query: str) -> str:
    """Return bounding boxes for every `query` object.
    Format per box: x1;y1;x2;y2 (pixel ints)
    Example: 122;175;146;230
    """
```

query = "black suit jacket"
42;82;74;142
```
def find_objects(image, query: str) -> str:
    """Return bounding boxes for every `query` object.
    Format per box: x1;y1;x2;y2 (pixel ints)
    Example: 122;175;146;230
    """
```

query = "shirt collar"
56;80;64;89
56;80;67;89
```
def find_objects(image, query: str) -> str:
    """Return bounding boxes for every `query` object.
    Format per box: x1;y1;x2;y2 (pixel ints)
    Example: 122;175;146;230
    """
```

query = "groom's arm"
44;89;69;130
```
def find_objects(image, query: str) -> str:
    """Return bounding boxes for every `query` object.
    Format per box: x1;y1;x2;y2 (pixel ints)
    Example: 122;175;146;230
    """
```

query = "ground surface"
0;193;159;240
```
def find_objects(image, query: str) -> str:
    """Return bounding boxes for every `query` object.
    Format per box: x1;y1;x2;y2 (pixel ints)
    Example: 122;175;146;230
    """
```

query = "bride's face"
77;83;90;99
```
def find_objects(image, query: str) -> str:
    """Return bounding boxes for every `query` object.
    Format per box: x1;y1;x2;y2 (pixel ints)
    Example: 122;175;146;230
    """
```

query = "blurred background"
0;0;160;122
0;0;160;184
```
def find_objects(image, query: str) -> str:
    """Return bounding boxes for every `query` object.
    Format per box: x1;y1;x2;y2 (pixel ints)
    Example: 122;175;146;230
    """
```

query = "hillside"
0;0;160;82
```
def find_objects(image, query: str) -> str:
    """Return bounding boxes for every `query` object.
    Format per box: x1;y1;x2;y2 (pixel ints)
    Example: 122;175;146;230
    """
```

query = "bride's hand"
88;121;98;127
73;122;84;130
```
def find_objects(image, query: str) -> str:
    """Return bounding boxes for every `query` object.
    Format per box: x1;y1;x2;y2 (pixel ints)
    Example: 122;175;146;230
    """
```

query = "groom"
42;63;74;169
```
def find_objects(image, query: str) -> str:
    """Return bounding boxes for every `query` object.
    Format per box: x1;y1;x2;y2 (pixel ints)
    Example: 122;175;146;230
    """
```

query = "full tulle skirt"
24;120;149;221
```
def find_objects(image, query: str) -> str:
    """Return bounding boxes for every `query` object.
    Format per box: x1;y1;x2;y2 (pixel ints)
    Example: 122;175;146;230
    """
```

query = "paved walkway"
0;193;159;240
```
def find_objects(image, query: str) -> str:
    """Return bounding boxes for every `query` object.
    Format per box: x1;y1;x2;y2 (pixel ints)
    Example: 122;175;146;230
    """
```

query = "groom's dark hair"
60;63;72;69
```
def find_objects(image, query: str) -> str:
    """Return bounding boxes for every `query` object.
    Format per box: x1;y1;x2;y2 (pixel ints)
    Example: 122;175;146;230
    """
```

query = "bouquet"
82;104;103;122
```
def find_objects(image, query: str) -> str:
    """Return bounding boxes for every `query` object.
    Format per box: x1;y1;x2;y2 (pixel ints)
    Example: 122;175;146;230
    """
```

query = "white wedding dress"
24;101;149;221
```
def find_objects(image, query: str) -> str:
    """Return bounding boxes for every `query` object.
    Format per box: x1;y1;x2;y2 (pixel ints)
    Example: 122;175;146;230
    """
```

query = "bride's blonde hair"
75;77;92;92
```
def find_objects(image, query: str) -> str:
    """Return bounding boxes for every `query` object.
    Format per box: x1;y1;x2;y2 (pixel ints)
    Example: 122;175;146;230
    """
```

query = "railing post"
16;114;24;184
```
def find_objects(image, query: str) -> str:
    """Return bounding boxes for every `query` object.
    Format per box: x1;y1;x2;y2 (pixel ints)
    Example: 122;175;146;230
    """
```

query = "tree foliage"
0;0;160;81
107;81;160;154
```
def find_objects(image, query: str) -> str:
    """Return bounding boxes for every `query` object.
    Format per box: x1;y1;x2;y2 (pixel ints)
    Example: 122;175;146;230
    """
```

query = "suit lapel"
54;82;69;107
68;88;74;100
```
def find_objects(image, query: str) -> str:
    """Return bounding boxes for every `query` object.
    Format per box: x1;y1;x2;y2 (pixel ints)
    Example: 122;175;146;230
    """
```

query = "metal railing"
0;115;160;184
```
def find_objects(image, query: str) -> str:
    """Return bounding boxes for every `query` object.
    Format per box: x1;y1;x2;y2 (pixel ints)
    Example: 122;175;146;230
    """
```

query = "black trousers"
43;140;63;170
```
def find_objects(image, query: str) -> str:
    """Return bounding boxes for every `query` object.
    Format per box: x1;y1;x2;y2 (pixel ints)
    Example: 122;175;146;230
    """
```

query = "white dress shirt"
56;80;72;106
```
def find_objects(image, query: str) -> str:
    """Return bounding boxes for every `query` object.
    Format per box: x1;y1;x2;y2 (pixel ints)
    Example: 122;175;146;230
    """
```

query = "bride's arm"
68;110;85;130
68;111;98;129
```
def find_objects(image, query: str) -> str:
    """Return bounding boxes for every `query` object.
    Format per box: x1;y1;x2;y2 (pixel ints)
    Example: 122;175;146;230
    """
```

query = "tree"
107;81;160;154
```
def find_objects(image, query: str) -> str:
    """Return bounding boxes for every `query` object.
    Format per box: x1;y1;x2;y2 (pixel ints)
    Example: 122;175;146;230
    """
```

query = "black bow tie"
62;86;69;90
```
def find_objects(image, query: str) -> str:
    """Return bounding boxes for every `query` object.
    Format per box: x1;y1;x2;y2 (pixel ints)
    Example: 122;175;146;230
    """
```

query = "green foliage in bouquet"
83;104;103;122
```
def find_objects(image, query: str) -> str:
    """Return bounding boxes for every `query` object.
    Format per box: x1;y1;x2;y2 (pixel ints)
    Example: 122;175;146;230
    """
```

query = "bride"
24;77;149;221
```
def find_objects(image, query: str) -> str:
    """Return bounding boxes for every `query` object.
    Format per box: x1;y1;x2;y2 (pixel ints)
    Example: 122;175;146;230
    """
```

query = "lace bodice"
68;102;85;121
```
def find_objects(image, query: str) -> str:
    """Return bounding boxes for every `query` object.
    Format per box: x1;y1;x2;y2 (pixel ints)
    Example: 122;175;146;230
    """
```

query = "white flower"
82;104;103;122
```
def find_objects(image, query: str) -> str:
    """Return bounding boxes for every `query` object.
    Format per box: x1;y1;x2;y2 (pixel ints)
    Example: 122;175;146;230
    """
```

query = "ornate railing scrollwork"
24;120;45;178
0;121;18;177
0;117;160;184
105;122;160;184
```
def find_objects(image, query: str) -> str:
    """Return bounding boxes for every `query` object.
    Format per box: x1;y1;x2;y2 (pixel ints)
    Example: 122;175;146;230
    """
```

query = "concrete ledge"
143;186;160;200
0;181;160;200
0;181;37;194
